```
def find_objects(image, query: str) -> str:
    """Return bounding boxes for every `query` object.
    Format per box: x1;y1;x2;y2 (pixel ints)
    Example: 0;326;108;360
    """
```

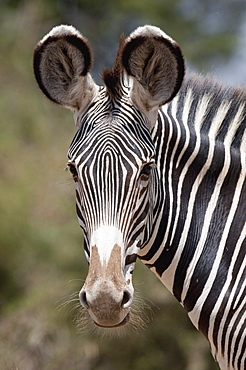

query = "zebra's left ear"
122;25;185;126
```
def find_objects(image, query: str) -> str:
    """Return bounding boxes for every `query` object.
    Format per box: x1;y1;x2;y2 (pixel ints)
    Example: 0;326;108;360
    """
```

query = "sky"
216;15;246;86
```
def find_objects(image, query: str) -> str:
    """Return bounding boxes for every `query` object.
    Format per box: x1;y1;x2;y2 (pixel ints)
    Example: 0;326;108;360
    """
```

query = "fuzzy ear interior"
33;25;98;111
121;26;185;123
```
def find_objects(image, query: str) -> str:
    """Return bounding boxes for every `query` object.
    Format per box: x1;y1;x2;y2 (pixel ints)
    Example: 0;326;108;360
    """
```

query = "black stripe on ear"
64;35;93;76
161;38;185;103
122;35;146;77
33;38;58;104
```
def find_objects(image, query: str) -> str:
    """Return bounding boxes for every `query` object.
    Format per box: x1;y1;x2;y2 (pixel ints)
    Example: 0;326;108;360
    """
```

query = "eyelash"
67;162;78;180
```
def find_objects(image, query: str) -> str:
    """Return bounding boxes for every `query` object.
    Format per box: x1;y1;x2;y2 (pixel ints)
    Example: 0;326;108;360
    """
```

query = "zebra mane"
101;35;126;97
185;73;246;104
180;73;246;148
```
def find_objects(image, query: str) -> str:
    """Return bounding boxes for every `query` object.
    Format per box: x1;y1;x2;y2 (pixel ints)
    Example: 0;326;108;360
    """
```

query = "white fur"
40;24;82;43
90;225;124;266
127;25;174;45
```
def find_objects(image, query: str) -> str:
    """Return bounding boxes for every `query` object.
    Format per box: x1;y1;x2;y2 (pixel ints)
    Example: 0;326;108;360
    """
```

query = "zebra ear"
33;25;98;112
122;25;185;124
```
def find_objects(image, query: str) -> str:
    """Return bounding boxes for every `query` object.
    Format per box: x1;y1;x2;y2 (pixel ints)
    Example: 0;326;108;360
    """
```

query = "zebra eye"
140;163;155;179
67;163;78;180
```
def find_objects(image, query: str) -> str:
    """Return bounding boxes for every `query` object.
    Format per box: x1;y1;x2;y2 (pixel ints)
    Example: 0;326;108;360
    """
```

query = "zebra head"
34;25;184;328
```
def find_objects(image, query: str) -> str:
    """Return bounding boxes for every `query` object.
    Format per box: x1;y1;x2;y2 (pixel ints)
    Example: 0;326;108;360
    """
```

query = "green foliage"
0;0;243;368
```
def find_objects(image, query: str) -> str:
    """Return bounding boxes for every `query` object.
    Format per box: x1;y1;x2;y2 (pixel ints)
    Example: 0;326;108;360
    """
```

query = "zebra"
33;25;246;369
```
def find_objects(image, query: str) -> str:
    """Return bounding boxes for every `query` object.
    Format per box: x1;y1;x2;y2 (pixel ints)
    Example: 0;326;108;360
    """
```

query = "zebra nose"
79;289;89;309
79;288;132;309
121;289;132;308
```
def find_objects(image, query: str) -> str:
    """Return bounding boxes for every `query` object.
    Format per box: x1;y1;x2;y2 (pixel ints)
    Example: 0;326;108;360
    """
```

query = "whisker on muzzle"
74;291;154;338
55;291;81;319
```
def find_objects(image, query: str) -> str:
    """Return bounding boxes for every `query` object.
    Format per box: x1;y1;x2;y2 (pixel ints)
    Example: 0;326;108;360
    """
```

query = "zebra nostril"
121;290;132;308
80;289;89;309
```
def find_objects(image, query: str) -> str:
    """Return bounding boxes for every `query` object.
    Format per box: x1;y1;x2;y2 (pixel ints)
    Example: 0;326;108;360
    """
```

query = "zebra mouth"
94;313;130;328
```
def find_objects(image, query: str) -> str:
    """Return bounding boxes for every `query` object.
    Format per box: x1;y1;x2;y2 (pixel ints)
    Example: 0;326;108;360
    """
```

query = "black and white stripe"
68;86;156;264
138;75;245;369
68;75;245;369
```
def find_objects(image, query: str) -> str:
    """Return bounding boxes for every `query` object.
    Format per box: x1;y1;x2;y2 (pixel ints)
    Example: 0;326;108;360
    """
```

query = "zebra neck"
138;75;245;318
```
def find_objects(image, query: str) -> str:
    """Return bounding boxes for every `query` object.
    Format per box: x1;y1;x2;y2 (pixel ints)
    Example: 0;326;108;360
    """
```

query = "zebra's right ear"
122;26;185;127
33;25;98;112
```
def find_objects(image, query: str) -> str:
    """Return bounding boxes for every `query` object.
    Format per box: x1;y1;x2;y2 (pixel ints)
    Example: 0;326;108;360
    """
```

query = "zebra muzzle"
79;245;134;328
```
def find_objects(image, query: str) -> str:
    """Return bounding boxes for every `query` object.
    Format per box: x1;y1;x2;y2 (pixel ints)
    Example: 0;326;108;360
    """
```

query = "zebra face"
67;92;157;327
34;25;184;328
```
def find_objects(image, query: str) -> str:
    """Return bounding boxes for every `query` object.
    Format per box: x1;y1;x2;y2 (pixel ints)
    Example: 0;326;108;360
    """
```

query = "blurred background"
0;0;245;369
